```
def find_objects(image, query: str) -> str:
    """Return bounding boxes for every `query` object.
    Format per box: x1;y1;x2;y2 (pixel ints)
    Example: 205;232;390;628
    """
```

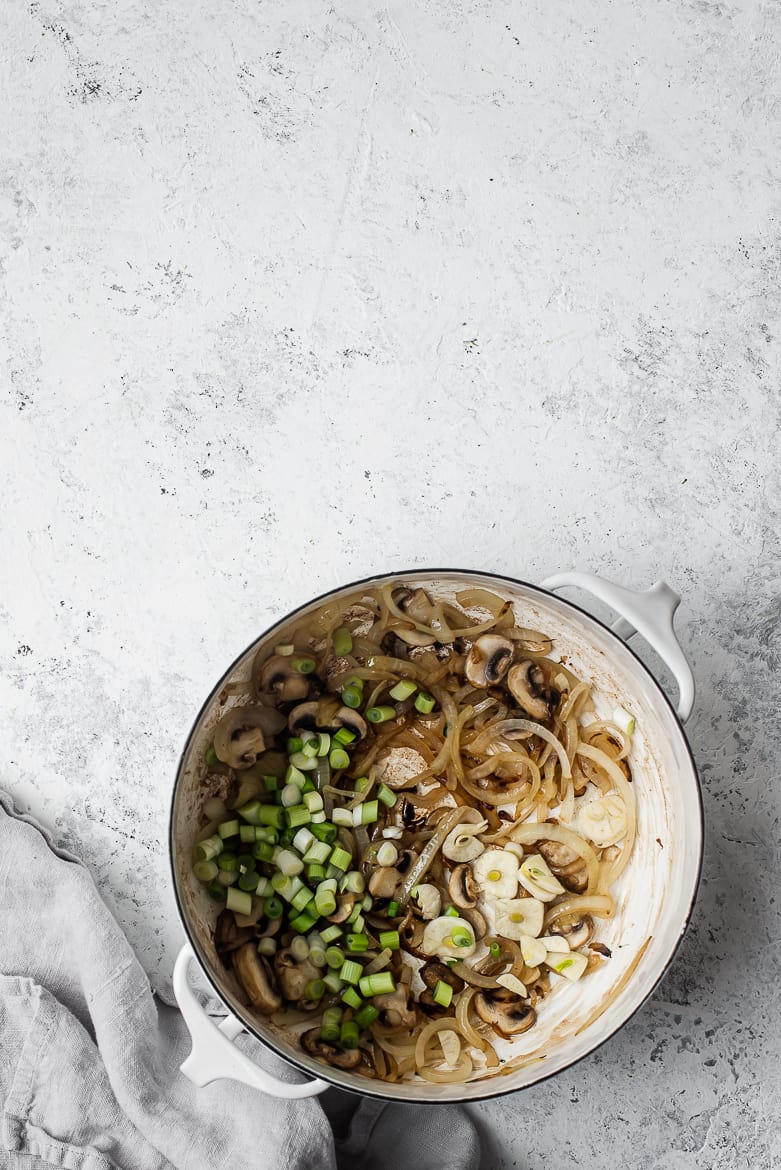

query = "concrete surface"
2;0;780;1166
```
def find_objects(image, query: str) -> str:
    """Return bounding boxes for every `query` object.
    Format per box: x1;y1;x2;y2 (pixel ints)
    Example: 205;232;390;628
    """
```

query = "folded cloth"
0;790;481;1170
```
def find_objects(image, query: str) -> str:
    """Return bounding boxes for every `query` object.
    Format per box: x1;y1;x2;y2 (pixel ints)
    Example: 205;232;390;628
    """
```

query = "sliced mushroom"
288;701;367;741
538;840;589;893
549;915;593;949
420;961;465;992
459;905;488;941
332;706;367;741
287;701;320;734
507;661;552;721
448;863;479;910
213;706;275;769
465;635;515;688
232;943;281;1013
391;586;436;623
418;989;449;1017
326;893;358;924
275;948;322;1002
373;985;416;1028
256;655;312;703
301;1027;362;1069
474;988;536;1037
381;630;410;659
368;867;400;899
214;909;255;955
399;912;428;958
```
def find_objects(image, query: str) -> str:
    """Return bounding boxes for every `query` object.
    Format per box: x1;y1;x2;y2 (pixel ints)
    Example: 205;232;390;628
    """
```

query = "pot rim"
168;566;703;1102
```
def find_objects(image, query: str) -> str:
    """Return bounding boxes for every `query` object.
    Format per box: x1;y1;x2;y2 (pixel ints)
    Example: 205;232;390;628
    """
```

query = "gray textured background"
2;0;780;1166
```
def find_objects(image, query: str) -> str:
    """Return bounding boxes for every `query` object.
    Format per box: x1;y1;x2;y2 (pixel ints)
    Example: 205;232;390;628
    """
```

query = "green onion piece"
450;926;473;948
445;905;460;919
291;935;310;961
252;841;274;863
346;901;362;925
346;933;369;953
358;972;395;998
205;745;219;766
286;805;312;829
237;800;263;825
325;946;345;969
340;1020;360;1049
433;980;453;1008
217;852;239;871
320;1006;342;1041
354;1004;380;1030
309;946;327;968
275;643;295;656
353;776;370;793
341;685;363;709
386;900;399;918
329;846;352;872
301;738;320;759
414;691;436;715
357;800;379;826
257;937;277;956
262;774;278;793
343;870;365;895
489;941;502;959
206;880;227;901
315;888;337;918
289;910;319;933
332;626;353;656
378;930;400;951
315;732;331;757
302;778;316;793
288;751;318;771
194;835;223;863
339;960;362;985
306;863;327;882
276;848;304;877
329;748;350;771
255;876;270;898
351;913;365;933
332;808;353;827
304;979;325;1000
292;655;316;675
284;764;307;787
366;705;396;724
320;924;343;944
303;790;324;812
293;827;315;855
332;726;357;745
361;893;373;911
193;860;218;882
287;736;304;754
218;819;240;840
238;871;260;892
239;824;257;843
225;887;252;915
255;826;278;843
278;828;295;847
291;887;315;913
389;678;417;701
264;895;283;919
341;988;362;1012
376;783;397;808
281;783;302;808
258;805;285;829
310;822;337;845
322;971;345;994
302;840;332;865
217;869;238;887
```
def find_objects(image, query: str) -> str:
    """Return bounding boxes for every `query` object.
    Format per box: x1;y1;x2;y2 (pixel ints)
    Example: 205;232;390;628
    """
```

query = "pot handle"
173;943;329;1098
540;572;695;722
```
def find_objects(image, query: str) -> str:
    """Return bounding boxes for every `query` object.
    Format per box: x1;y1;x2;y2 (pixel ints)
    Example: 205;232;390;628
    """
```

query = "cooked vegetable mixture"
193;583;636;1083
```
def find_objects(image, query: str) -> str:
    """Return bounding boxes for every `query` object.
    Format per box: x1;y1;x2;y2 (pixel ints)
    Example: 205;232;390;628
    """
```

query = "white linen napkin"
0;789;481;1170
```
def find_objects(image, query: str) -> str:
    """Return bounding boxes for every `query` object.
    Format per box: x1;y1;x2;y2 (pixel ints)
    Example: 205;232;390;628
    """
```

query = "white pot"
170;569;701;1103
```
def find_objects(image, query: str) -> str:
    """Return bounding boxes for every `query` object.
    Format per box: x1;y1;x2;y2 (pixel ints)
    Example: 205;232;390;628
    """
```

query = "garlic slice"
473;849;520;899
422;915;477;960
539;934;569;953
518;854;565;902
494;897;545;940
442;821;488;863
519;935;547;967
544;951;588;982
439;1029;461;1068
496;972;527;997
575;793;628;848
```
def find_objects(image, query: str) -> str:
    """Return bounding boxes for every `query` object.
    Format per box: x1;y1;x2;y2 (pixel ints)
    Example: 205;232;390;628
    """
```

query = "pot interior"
171;570;701;1102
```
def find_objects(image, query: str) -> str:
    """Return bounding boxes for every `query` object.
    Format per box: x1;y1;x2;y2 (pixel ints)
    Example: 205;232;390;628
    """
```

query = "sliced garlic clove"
473;848;520;900
494;897;545;940
422;915;477;960
544;951;589;982
519;934;548;967
518;854;566;902
539;934;570;953
496;972;527;997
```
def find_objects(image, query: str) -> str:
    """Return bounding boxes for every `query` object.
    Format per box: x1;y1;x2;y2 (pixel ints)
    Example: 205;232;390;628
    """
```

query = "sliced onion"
396;807;464;906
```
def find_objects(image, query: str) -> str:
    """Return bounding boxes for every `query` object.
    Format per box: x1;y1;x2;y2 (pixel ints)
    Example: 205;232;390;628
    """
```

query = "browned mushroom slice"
465;635;514;688
368;868;400;899
448;863;479;910
399;911;428;959
507;661;552;720
418;989;449;1017
214;909;254;955
255;654;312;703
274;948;322;1005
287;700;367;741
391;587;436;623
325;893;358;924
419;961;465;993
474;988;536;1037
301;1028;362;1069
549;915;593;949
373;985;416;1028
538;840;588;893
232;943;281;1013
213;705;285;770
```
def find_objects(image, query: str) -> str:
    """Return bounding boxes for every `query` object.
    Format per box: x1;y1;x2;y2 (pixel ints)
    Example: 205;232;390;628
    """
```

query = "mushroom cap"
326;893;357;924
333;706;368;741
465;635;515;688
213;705;285;769
256;654;312;702
287;701;320;734
448;863;479;909
420;961;465;992
391;587;436;622
538;840;588;893
507;661;551;721
474;988;536;1037
373;985;416;1028
287;701;367;741
232;943;281;1013
399;912;428;958
301;1028;362;1069
274;948;322;1001
368;867;400;899
214;909;255;954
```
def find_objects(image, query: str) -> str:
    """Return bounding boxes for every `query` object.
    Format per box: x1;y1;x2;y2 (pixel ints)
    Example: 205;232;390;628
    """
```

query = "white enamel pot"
169;569;702;1103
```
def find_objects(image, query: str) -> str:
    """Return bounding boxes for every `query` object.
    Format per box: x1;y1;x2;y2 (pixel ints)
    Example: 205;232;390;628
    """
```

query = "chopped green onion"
366;705;396;724
322;971;345;994
239;824;257;843
276;849;304;877
354;1004;379;1030
255;826;278;843
333;626;353;656
284;764;307;787
288;751;318;771
286;805;312;829
450;926;473;948
225;887;253;915
195;835;223;863
275;643;295;656
329;747;350;771
304;979;325;1000
193;860;218;882
289;910;319;933
310;810;326;823
354;776;371;793
351;913;365;933
257;937;277;956
262;774;278;793
314;732;331;757
238;871;260;892
414;691;436;715
206;880;227;901
376;783;397;808
433;980;453;1008
340;1020;360;1048
217;852;239;871
489;941;502;959
315;886;337;918
332;808;353;827
320;925;343;944
291;887;315;913
258;805;285;829
341;685;363;709
343;870;366;894
353;800;378;826
278;828;295;847
346;933;369;953
310;822;338;844
612;705;636;735
252;840;274;862
287;736;304;755
290;935;310;961
341;987;363;1012
302;840;331;865
329;846;352;872
339;960;362;985
309;946;327;968
237;800;263;825
358;972;395;998
216;868;237;887
332;726;357;746
386;900;399;918
301;738;320;759
218;819;240;840
361;893;373;911
376;841;398;867
305;863;327;882
445;905;460;919
303;790;324;812
389;678;417;701
293;827;315;855
378;930;400;951
291;655;316;674
255;876;270;897
205;745;219;766
281;783;302;807
325;945;345;969
320;1006;342;1042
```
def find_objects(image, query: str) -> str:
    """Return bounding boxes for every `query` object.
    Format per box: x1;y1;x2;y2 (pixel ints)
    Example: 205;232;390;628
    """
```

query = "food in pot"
191;583;637;1083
